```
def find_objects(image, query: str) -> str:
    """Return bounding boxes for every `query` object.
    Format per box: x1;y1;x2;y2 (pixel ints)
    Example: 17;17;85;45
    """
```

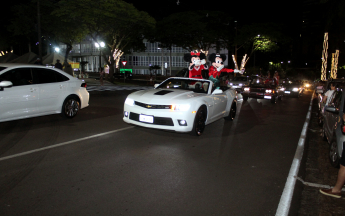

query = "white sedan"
123;77;237;136
0;63;89;122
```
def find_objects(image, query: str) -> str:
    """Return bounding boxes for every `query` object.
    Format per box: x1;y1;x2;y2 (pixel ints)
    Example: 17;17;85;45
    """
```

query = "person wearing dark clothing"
55;59;63;70
34;58;43;65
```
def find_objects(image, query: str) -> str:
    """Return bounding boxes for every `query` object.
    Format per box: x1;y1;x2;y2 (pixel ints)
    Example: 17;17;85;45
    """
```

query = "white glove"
217;65;224;72
194;59;201;66
200;59;206;65
234;69;241;73
217;65;224;71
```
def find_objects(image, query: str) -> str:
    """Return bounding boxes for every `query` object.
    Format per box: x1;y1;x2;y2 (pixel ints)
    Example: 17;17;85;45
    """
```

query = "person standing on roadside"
54;59;63;70
322;82;336;106
99;67;104;86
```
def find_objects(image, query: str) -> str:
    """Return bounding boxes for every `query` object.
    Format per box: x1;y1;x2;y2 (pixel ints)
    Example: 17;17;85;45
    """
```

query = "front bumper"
242;92;276;100
123;104;196;132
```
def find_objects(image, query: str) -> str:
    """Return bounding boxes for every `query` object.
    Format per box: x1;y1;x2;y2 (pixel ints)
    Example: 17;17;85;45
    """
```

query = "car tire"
61;96;80;118
329;138;340;168
224;101;237;121
191;106;207;136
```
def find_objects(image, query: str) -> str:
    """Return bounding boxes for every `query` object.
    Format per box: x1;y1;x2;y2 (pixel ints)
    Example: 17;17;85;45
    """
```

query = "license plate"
284;91;291;94
264;95;271;99
139;114;153;123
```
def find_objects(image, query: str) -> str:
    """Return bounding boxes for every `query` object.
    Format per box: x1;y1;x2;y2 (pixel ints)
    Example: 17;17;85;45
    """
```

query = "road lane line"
0;126;134;162
275;93;314;216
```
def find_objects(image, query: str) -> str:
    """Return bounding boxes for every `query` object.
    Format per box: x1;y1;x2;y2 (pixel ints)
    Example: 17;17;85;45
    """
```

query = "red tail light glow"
81;83;87;88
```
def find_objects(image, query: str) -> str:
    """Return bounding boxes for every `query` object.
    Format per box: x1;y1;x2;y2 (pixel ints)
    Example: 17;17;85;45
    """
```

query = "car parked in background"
321;87;345;167
113;71;133;80
241;75;283;103
228;76;251;93
0;63;89;122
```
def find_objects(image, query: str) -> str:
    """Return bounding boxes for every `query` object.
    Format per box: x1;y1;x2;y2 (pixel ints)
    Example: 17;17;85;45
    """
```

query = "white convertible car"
123;77;237;136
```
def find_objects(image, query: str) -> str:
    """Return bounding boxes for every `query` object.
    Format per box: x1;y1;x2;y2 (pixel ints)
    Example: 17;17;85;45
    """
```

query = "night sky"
124;0;302;25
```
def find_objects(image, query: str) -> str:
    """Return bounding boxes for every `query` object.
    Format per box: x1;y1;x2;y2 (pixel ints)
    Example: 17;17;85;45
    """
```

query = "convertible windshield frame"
156;78;212;94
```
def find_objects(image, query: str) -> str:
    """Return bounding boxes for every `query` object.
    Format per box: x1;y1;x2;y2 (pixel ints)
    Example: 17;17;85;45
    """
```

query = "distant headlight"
305;84;310;87
171;104;190;111
125;98;134;106
244;87;250;91
280;87;285;91
230;83;233;85
292;88;299;92
265;89;272;93
239;83;243;86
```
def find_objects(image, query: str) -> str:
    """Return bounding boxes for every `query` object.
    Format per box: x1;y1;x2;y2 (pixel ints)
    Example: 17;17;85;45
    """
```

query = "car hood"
127;88;204;104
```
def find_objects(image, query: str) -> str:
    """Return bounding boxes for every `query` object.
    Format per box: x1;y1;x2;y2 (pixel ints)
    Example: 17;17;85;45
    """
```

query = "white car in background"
0;63;89;122
123;77;237;136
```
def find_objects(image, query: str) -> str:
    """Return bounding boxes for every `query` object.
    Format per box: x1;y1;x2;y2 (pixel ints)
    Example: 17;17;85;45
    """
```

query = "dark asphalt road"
0;90;313;215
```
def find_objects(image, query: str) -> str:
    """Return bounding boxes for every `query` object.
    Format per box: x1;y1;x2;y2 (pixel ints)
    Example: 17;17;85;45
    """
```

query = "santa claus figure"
184;51;208;79
208;53;242;88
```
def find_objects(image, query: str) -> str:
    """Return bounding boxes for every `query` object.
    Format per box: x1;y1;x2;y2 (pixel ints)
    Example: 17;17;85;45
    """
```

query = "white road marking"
295;176;345;192
0;126;134;162
275;93;314;216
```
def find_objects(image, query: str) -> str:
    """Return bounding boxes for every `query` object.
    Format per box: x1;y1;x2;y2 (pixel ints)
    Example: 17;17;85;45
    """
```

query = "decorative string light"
321;32;328;81
331;50;339;79
240;54;249;71
232;55;239;70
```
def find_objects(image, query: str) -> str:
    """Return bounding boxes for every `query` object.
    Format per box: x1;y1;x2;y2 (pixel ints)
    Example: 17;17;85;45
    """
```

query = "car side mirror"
325;106;339;114
154;84;159;88
0;81;13;91
212;89;223;94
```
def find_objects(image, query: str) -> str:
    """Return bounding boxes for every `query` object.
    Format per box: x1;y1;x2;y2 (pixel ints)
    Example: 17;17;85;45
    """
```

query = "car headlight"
239;83;243;86
292;88;299;92
280;87;285;91
125;98;134;106
230;83;233;85
244;87;250;91
305;84;310;87
171;104;190;111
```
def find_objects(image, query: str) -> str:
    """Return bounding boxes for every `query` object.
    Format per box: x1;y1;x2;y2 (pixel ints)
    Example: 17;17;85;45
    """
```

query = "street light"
158;45;164;76
55;47;60;52
95;41;105;72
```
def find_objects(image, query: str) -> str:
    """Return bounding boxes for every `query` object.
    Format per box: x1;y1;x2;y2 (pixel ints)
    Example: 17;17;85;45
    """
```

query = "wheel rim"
195;109;206;135
64;99;79;117
330;141;338;163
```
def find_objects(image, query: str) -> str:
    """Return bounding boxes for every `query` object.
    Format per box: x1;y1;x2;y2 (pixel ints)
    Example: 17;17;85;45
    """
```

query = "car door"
325;90;342;139
210;89;228;120
32;68;68;113
0;67;39;121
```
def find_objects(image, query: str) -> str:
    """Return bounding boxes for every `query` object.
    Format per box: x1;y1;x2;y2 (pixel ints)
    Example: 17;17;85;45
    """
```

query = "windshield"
156;78;211;94
233;77;248;81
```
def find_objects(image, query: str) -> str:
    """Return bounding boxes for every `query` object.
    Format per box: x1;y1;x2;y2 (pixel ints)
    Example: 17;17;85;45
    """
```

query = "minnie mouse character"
208;53;241;88
184;51;208;79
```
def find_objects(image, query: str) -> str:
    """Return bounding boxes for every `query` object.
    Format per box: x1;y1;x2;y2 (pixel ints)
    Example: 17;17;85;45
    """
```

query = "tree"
234;23;289;69
54;0;155;81
153;11;231;54
8;0;88;74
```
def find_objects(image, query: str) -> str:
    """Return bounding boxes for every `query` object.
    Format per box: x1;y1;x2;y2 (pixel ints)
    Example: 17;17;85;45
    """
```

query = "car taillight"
81;83;87;88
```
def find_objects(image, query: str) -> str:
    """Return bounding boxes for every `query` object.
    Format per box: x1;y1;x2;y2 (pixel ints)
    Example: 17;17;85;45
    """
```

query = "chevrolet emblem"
146;105;152;108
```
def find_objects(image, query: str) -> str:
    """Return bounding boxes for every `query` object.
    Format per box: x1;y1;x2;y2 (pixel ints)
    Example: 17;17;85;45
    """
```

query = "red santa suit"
189;64;208;79
208;66;234;78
